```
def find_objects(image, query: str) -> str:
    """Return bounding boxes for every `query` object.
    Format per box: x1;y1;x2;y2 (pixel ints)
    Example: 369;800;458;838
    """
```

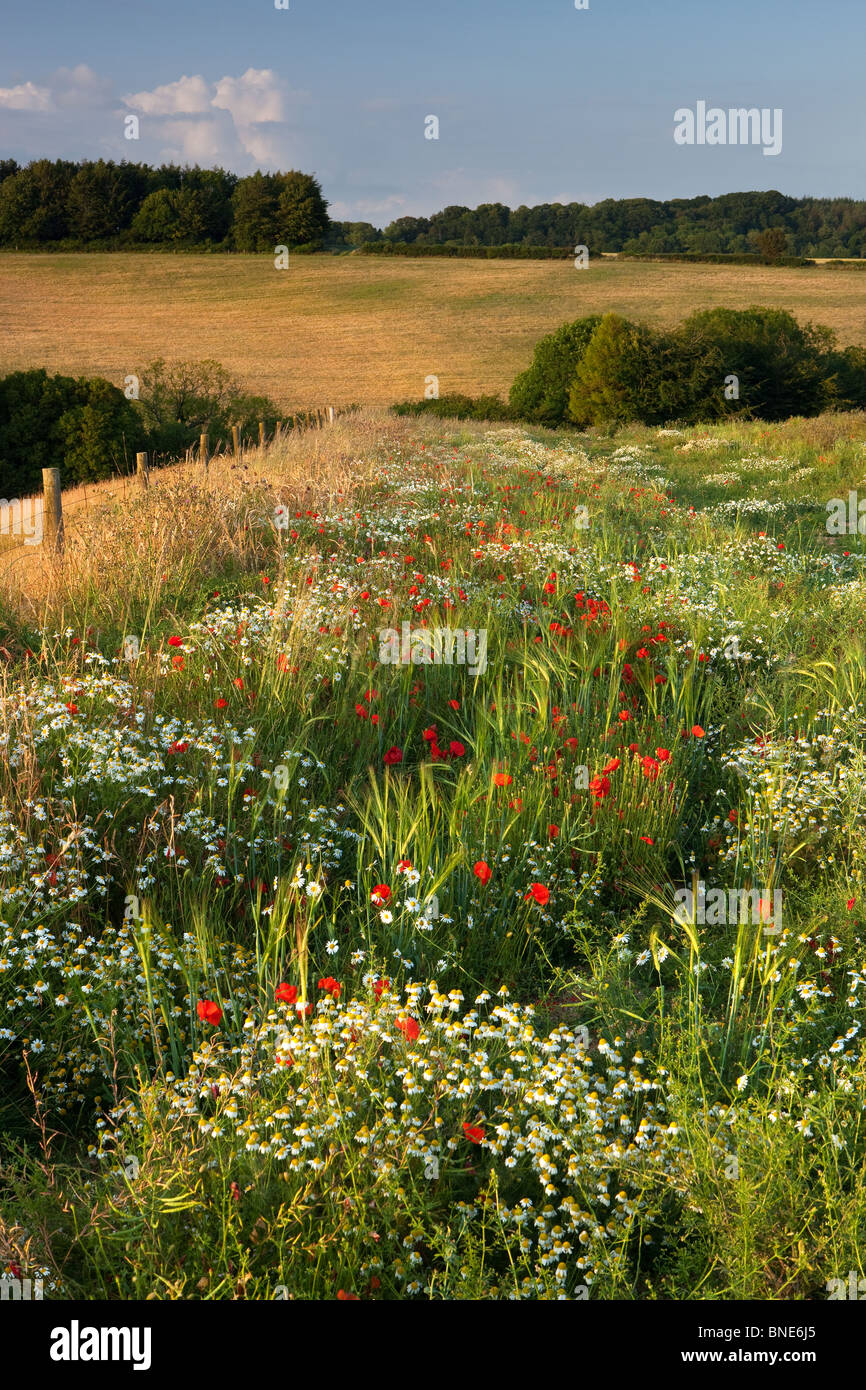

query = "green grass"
2;409;866;1300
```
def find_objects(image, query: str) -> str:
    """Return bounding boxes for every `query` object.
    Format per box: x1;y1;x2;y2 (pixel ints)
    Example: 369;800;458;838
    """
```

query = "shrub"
568;314;665;427
135;358;281;455
509;317;602;426
0;369;146;495
390;393;513;421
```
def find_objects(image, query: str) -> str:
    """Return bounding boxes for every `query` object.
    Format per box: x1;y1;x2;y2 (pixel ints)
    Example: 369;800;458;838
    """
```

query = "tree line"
1;161;865;257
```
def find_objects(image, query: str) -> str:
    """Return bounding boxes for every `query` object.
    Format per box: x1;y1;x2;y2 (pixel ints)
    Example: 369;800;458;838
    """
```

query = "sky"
0;0;862;224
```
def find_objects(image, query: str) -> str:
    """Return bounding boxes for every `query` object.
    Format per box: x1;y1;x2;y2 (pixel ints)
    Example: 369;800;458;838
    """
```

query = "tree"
568;314;664;426
0;369;146;494
275;171;329;248
757;226;788;263
231;173;280;252
509;317;602;425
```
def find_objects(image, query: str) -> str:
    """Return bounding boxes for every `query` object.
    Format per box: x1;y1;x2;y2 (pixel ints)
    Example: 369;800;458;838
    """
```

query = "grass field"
3;407;866;1300
3;252;866;410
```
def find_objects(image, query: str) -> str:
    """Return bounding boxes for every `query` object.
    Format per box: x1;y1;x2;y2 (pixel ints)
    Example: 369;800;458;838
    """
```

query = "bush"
391;393;514;421
0;369;146;496
509;317;602;426
568;314;665;427
134;358;281;456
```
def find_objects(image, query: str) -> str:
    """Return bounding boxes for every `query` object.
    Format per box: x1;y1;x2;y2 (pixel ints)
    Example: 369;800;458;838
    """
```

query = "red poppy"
448;699;460;710
492;772;512;787
318;976;341;1000
473;861;492;885
275;983;298;1005
526;883;550;906
277;654;290;671
395;1017;421;1041
215;697;228;709
691;725;705;738
640;835;654;845
373;977;390;999
462;1122;485;1144
383;746;403;765
655;748;671;762
172;655;185;671
847;898;856;911
337;1290;360;1300
602;757;621;774
66;703;78;715
197;999;223;1027
371;884;392;904
449;740;466;757
168;636;183;648
548;824;560;839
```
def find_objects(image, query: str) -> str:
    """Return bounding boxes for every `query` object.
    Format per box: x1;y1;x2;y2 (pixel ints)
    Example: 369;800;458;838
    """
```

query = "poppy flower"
371;884;392;904
640;836;654;845
395;859;412;874
275;983;298;1005
448;699;460;710
337;1290;360;1300
655;748;671;762
215;697;228;709
492;772;512;787
168;635;183;647
373;977;390;999
383;746;403;765
526;883;550;906
691;725;705;738
602;757;621;774
548;824;560;839
197;999;223;1027
449;740;466;757
462;1122;485;1144
395;1017;421;1041
847;898;856;911
277;654;290;671
474;861;492;885
66;703;78;715
318;976;341;1000
172;655;185;671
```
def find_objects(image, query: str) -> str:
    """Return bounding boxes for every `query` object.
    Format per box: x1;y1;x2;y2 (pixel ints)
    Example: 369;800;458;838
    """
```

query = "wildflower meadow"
2;409;866;1312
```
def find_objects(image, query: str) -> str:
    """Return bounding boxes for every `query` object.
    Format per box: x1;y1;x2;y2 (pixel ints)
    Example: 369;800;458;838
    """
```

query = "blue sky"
0;0;861;223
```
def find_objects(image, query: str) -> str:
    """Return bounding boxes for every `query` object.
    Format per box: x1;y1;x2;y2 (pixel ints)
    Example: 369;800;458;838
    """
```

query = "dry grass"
3;252;866;411
0;408;446;628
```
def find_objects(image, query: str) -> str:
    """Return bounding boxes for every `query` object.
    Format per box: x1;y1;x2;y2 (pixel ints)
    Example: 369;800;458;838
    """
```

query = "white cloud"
212;69;285;126
158;118;229;164
53;64;114;109
124;74;211;116
0;81;51;111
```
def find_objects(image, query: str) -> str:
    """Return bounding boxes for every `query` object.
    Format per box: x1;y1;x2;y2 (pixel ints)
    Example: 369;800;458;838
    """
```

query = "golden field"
2;251;866;410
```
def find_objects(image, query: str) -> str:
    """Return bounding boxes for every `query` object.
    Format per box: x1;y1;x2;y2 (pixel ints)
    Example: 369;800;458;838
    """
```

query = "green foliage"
135;358;281;454
0;368;145;495
391;393;514;421
231;171;329;252
509;317;602;425
569;313;665;427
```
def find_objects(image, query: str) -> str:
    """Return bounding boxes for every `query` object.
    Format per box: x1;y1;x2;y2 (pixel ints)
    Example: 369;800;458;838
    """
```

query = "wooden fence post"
41;467;63;554
232;425;240;459
258;420;265;448
136;452;149;490
200;433;209;471
328;406;335;424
